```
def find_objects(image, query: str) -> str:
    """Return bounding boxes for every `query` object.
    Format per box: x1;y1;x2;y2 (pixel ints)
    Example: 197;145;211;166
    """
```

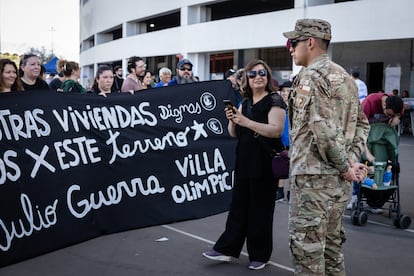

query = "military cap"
283;18;332;41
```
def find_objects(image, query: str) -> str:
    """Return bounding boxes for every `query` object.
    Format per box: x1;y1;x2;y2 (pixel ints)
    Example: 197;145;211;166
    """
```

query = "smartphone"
223;99;235;113
223;99;234;107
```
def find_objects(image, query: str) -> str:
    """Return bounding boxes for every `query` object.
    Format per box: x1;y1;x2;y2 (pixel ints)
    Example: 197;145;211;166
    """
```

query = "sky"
0;0;80;61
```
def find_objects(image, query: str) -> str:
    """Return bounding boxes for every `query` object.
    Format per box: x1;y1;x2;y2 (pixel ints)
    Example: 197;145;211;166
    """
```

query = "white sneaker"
347;195;358;210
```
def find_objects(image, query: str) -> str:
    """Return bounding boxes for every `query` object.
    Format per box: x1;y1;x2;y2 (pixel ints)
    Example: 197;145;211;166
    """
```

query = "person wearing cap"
168;58;196;86
225;68;243;107
283;18;370;275
235;68;244;89
225;68;237;87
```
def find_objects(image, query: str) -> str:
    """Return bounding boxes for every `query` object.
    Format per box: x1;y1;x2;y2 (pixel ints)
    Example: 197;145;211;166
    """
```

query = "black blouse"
22;78;50;91
235;92;286;178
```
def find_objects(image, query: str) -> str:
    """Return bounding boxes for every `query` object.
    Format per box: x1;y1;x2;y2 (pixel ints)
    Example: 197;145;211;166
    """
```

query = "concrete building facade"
79;0;414;94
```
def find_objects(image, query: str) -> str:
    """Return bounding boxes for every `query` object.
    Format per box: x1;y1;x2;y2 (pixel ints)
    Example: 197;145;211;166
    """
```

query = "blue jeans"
352;181;359;196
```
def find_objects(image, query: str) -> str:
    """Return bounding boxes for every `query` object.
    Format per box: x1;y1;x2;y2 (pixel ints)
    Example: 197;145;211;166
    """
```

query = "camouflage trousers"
289;174;351;276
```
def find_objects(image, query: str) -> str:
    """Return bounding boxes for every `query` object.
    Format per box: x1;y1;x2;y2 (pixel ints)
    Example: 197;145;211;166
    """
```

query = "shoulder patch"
298;84;311;95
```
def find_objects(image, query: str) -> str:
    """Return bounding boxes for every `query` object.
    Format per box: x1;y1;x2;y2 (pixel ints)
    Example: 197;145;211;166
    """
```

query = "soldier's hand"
351;162;368;180
342;163;367;182
341;167;357;182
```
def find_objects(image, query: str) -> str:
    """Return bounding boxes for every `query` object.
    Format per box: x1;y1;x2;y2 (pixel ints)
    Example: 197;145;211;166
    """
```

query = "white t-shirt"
355;78;368;103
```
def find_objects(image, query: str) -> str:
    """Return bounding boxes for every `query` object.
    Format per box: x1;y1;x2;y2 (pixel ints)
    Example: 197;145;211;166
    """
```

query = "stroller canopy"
367;123;399;163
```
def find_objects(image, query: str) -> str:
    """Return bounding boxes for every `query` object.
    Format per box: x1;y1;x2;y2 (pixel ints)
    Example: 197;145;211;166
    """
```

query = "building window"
210;53;234;74
95;26;122;45
258;47;292;70
81;36;95;52
112;28;122;40
307;0;355;6
126;11;180;36
207;0;294;21
144;11;180;33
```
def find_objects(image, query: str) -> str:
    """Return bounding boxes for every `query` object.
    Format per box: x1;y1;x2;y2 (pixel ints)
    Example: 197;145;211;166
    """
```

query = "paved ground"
1;136;414;276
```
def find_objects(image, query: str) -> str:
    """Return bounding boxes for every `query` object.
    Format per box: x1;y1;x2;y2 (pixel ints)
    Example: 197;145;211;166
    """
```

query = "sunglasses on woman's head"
247;69;267;79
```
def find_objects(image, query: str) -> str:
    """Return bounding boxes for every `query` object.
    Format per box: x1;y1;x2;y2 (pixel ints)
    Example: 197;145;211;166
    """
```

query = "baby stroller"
350;123;411;229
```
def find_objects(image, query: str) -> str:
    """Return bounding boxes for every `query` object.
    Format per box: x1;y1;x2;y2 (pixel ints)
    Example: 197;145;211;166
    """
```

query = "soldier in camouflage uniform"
283;19;370;275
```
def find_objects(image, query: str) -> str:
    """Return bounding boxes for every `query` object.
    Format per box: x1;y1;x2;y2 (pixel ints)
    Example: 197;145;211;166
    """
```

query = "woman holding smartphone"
203;59;286;270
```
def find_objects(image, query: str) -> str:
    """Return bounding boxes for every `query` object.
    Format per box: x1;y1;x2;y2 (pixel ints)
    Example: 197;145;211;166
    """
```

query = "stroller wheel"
394;215;412;229
388;205;393;218
351;210;358;225
358;211;368;226
351;210;368;226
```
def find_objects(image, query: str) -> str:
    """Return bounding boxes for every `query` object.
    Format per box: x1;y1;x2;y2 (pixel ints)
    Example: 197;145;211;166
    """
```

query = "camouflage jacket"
288;54;370;176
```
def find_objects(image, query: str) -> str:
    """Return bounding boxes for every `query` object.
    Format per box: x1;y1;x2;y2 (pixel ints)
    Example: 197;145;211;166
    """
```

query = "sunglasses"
288;38;309;49
247;69;267;79
179;67;192;72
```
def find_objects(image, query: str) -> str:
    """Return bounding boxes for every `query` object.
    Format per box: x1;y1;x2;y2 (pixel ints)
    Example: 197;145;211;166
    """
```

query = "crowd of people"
0;54;201;94
1;17;411;275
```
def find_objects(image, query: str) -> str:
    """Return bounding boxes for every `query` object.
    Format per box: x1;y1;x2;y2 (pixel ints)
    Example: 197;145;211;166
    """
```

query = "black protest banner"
0;80;236;267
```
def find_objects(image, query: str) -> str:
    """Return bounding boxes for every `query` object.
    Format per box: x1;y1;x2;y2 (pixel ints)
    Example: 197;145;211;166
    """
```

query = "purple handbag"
272;149;290;179
254;132;290;179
